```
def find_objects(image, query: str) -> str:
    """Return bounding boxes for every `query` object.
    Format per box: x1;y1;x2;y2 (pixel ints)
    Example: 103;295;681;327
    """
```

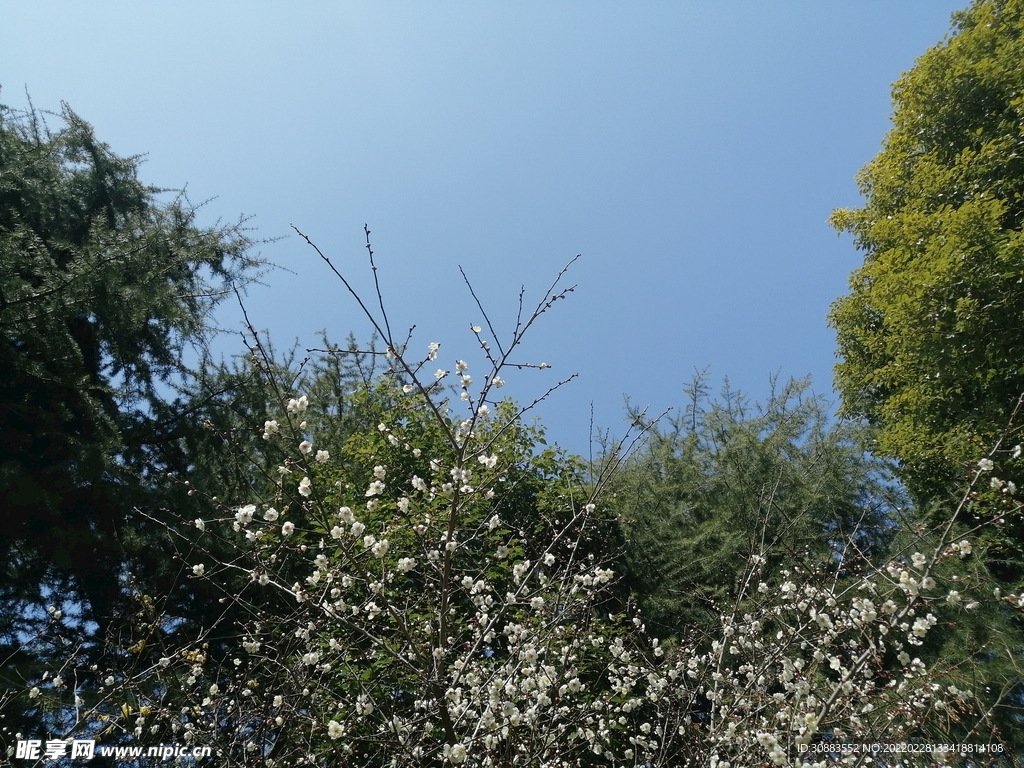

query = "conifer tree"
0;99;263;734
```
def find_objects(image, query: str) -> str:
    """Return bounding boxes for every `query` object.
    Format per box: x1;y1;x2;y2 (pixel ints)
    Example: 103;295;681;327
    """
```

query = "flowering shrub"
9;232;1022;767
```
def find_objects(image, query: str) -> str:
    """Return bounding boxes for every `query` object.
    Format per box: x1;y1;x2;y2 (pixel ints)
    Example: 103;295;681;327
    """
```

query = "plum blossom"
287;395;308;414
298;477;312;497
299;440;313;455
281;522;295;537
446;743;467;765
192;564;205;576
235;505;255;526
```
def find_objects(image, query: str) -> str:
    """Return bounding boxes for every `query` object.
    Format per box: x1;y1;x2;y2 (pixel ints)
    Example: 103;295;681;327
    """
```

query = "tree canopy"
0;100;263;732
612;374;894;638
829;0;1024;580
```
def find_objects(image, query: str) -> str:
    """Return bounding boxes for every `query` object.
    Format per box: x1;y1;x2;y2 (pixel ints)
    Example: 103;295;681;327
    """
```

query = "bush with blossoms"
13;234;1024;767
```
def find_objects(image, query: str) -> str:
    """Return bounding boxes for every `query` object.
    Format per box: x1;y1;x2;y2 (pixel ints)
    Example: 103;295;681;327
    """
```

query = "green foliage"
69;365;1013;764
0;99;263;734
828;0;1024;580
612;373;893;637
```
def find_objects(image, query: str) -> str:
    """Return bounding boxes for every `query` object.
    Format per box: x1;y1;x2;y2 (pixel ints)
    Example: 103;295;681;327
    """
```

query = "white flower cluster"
87;317;1012;768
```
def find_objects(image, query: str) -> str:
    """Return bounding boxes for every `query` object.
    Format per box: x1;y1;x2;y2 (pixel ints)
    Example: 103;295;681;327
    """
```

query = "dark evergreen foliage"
612;374;894;638
0;100;263;735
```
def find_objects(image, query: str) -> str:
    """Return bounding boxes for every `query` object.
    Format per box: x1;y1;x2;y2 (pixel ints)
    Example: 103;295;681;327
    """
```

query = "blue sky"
2;2;968;455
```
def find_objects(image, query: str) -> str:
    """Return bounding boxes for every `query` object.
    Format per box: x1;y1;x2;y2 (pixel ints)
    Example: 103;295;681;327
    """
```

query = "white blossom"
235;505;255;526
447;743;467;765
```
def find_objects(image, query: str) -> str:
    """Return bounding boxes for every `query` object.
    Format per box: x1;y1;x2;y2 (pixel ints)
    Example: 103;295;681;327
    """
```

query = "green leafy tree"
828;0;1024;581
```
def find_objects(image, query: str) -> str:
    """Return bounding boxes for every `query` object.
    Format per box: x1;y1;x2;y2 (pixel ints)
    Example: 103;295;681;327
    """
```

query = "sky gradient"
2;2;969;455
